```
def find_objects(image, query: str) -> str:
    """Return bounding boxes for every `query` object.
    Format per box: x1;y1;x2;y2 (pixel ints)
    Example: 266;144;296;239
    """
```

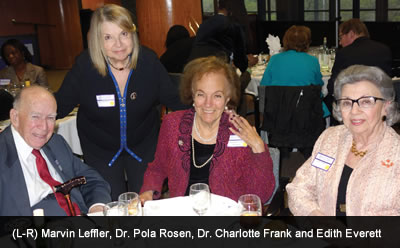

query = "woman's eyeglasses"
336;96;386;111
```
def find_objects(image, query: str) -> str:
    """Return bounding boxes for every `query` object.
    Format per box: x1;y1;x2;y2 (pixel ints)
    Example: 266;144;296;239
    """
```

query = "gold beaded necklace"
351;140;367;157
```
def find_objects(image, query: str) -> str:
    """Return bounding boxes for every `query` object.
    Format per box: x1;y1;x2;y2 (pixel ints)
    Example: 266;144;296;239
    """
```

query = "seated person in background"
140;56;275;204
160;25;195;73
325;18;392;118
0;86;111;216
287;65;400;216
0;39;48;88
260;25;326;89
260;25;329;158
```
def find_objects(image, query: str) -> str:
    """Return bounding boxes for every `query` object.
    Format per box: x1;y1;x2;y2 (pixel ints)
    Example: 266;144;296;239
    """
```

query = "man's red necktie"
32;149;81;216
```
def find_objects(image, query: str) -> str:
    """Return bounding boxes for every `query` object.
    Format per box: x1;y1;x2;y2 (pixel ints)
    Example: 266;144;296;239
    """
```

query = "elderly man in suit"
325;18;392;120
0;86;111;216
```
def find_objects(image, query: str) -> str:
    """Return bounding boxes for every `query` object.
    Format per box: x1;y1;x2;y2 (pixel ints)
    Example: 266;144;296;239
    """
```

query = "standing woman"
55;4;187;200
0;39;48;88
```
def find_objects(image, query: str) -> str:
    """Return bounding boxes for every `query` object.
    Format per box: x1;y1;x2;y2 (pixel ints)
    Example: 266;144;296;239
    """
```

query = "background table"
245;63;331;98
55;113;82;155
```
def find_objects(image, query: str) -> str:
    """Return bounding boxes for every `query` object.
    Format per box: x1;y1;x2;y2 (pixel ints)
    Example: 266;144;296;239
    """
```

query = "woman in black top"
55;4;187;200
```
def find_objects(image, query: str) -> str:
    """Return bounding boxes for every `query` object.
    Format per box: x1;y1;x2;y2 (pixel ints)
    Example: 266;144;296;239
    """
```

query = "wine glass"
118;192;142;216
189;183;211;216
8;81;21;97
238;194;262;216
103;201;128;216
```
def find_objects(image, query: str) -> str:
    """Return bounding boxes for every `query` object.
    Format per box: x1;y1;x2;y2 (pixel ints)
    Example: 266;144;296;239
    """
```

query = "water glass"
189;183;211;216
8;81;20;97
118;192;142;216
103;201;128;216
238;194;262;216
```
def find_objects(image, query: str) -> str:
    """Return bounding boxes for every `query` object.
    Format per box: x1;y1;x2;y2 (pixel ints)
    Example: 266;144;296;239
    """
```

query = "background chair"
259;85;325;215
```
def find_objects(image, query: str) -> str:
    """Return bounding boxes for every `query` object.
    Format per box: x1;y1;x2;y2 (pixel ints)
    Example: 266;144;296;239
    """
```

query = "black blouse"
184;138;215;195
336;165;353;216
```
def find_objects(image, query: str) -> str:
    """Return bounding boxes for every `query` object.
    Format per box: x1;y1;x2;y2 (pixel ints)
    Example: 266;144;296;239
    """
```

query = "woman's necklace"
192;136;213;169
193;113;217;143
107;56;130;71
351;140;367;157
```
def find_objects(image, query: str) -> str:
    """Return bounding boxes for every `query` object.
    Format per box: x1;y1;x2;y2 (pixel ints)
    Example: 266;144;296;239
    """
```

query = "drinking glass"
103;201;128;216
238;194;262;216
8;81;20;97
189;183;211;216
118;192;142;216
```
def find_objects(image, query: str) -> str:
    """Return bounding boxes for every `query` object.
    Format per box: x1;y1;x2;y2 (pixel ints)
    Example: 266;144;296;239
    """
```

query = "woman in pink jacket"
287;65;400;216
140;56;275;204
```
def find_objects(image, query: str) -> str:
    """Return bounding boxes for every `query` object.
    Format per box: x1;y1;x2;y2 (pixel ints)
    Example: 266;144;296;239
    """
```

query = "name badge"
227;135;247;147
0;79;10;86
311;152;335;171
96;94;115;107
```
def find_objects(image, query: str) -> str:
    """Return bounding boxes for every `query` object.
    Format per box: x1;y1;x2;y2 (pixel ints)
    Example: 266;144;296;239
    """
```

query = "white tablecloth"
55;113;82;155
245;64;331;97
143;194;239;216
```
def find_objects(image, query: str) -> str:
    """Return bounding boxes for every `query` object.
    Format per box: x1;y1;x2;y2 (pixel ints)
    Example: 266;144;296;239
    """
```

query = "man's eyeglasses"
336;96;386;111
338;33;344;41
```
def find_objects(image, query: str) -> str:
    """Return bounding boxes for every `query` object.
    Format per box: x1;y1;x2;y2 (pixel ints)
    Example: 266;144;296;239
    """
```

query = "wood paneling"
136;0;202;57
38;0;83;69
0;0;84;69
82;0;121;11
0;0;47;36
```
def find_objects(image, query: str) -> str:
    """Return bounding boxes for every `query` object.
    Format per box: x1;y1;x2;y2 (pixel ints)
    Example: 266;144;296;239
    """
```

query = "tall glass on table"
118;192;142;216
238;194;262;229
189;183;211;216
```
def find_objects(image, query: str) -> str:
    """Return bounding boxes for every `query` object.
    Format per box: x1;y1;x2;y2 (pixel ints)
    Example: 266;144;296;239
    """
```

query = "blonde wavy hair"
88;4;139;76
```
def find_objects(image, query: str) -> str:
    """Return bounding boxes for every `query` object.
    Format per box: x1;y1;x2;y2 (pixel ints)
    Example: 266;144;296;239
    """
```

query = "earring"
225;106;228;110
193;103;195;107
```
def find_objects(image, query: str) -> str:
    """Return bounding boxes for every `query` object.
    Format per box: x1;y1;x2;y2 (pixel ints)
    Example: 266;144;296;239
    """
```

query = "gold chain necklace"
191;136;213;169
351;140;367;157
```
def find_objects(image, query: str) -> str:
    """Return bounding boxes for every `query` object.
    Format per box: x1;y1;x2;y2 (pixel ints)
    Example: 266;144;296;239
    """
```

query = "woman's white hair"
332;64;400;126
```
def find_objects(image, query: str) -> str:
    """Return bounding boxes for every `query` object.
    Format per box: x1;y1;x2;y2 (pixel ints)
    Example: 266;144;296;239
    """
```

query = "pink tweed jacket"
140;108;275;203
287;124;400;216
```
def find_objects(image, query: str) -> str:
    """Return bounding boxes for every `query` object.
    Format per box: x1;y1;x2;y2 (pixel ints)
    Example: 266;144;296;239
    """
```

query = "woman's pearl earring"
225;106;228;110
193;103;195;107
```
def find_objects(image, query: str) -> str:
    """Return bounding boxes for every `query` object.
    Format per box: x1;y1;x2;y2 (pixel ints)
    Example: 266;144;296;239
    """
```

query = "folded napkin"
266;34;281;56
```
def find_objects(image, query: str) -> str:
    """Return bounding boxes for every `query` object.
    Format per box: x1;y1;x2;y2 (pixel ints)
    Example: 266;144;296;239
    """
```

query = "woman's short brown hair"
88;4;139;76
283;25;311;52
180;56;241;109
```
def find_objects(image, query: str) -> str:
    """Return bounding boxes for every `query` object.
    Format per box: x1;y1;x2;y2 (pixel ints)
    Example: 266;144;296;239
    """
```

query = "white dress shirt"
11;126;64;207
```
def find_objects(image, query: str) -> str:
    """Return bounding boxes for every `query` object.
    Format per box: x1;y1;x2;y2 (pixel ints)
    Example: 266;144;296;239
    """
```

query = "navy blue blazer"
0;126;111;216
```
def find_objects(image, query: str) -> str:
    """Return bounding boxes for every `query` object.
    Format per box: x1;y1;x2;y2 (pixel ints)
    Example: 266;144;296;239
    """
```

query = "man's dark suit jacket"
188;14;248;73
0;127;111;216
326;37;392;112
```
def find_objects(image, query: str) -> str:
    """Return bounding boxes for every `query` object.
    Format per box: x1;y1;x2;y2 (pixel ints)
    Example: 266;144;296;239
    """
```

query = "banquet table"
245;63;331;98
55;109;82;155
143;194;240;216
